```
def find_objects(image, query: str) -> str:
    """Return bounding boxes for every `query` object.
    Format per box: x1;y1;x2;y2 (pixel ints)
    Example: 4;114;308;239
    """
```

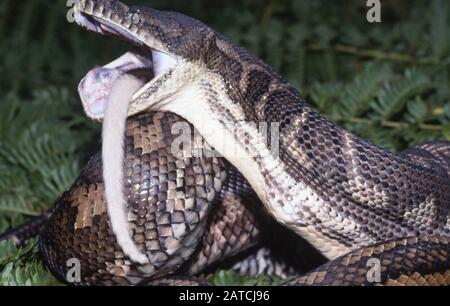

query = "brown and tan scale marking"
287;236;450;286
40;112;229;285
5;0;448;285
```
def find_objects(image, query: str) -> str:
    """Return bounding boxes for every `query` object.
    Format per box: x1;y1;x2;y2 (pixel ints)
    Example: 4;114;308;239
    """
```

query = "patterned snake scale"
2;0;450;286
39;111;325;285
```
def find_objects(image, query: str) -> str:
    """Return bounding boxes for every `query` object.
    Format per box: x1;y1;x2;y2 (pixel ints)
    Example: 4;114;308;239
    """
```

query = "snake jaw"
74;1;184;120
75;22;180;120
73;0;222;117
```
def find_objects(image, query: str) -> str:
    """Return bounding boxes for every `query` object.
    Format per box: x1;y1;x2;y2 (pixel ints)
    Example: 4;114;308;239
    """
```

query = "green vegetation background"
0;0;449;285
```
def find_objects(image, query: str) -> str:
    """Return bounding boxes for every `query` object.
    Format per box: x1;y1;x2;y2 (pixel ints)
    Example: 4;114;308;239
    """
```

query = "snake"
1;0;449;286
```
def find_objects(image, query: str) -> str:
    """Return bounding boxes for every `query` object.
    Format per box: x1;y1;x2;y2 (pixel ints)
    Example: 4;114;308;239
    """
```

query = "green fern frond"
309;82;342;111
371;69;432;120
337;63;392;117
0;240;35;266
404;97;427;124
212;270;283;286
0;88;91;217
0;195;44;216
0;240;60;286
0;261;60;286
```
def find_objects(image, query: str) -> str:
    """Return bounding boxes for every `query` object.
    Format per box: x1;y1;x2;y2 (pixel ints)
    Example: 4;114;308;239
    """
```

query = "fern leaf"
309;82;342;111
371;69;432;120
212;270;283;286
404;96;427;124
0;240;35;266
0;261;60;286
337;63;392;117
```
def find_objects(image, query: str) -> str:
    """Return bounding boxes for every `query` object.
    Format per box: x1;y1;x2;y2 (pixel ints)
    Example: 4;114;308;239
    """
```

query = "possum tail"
102;75;148;264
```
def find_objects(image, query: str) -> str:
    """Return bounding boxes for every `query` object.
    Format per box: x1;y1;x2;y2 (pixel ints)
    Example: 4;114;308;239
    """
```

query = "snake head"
75;0;215;60
74;0;224;120
74;0;282;122
73;1;287;192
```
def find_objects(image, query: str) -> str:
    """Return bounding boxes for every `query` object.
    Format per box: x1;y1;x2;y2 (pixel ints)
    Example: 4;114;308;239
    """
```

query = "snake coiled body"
38;111;323;284
40;112;228;285
2;0;450;285
37;111;449;285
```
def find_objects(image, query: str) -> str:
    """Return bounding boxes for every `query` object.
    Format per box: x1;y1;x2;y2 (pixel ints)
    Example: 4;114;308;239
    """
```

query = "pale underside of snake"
2;0;450;286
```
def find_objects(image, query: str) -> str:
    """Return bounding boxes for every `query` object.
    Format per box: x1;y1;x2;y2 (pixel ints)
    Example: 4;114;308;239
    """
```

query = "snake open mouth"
74;4;184;265
75;11;179;120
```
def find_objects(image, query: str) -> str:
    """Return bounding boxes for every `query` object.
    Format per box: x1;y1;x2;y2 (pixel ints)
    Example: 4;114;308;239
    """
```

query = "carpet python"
1;0;449;286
